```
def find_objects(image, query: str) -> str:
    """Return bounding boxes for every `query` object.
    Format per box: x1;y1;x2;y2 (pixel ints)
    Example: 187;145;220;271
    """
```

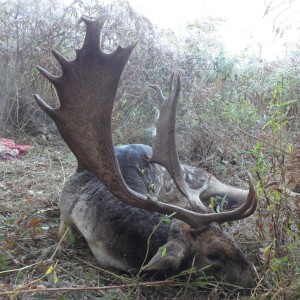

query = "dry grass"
0;136;258;299
0;134;299;299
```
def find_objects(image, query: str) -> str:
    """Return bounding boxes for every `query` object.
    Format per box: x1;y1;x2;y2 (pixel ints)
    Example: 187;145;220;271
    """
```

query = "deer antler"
150;74;209;212
150;74;257;222
34;14;256;228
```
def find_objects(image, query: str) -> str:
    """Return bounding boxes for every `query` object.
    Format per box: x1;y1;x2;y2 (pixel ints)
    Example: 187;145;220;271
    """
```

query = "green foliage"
137;167;155;193
250;79;300;298
214;51;236;80
221;99;258;128
0;253;8;271
209;196;228;213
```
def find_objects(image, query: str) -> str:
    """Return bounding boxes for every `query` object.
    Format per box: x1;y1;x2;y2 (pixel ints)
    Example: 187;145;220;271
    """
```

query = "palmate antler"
34;14;256;228
150;74;257;220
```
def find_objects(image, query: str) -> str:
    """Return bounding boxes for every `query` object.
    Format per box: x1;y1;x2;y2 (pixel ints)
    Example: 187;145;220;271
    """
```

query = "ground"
0;135;289;299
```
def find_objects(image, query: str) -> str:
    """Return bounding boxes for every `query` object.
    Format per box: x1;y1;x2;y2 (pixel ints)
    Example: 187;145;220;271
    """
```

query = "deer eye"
207;253;221;262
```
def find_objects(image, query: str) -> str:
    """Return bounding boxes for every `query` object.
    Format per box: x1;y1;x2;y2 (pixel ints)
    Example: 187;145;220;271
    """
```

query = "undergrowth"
0;0;299;299
0;120;299;299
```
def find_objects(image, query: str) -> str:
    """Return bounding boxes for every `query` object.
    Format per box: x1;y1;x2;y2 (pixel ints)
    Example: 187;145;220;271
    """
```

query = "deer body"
60;144;170;271
35;14;257;290
59;144;255;287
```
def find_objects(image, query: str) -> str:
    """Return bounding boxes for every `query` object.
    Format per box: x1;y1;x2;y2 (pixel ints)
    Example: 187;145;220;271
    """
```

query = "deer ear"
142;240;186;271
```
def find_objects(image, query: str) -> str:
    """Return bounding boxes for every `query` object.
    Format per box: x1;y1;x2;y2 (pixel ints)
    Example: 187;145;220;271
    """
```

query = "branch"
234;126;294;158
0;280;174;296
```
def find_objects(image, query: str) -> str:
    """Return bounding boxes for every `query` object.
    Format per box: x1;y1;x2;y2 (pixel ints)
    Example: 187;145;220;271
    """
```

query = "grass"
0;133;299;299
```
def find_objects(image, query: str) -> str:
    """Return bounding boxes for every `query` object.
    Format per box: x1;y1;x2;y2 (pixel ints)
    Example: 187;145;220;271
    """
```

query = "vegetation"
0;0;299;298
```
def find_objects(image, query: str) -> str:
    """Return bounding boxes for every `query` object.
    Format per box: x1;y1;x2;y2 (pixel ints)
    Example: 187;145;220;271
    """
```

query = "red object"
0;138;33;160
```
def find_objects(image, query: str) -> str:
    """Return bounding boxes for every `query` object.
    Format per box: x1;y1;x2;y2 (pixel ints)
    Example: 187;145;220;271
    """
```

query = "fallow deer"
34;14;257;289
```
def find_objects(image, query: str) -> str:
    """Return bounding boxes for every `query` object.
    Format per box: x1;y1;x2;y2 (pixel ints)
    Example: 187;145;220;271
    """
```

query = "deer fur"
58;144;255;288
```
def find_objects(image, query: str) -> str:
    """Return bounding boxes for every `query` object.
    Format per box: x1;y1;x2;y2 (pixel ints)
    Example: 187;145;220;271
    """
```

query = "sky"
125;0;300;60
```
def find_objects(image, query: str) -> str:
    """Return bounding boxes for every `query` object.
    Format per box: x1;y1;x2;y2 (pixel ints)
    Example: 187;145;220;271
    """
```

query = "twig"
256;171;271;206
183;255;196;296
0;261;41;275
0;279;174;296
0;227;68;275
75;257;133;283
50;227;69;260
234;127;293;157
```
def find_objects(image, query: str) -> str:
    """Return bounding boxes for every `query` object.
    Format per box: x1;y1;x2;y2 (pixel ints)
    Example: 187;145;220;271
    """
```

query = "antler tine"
78;14;108;57
226;174;257;220
149;85;165;106
150;75;257;223
168;72;175;93
34;93;57;120
150;74;207;212
36;66;59;85
52;49;69;73
204;173;257;224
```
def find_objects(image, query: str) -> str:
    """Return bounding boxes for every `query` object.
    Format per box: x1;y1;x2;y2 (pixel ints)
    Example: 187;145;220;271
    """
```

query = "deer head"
34;14;257;289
